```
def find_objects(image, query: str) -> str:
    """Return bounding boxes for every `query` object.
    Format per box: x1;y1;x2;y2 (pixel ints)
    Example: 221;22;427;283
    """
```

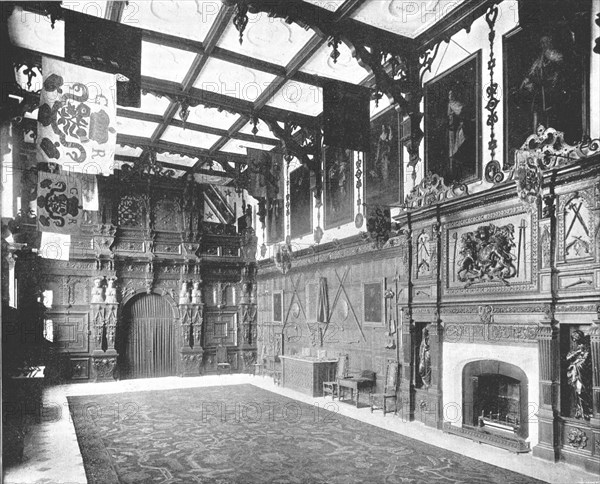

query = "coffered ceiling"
10;0;471;183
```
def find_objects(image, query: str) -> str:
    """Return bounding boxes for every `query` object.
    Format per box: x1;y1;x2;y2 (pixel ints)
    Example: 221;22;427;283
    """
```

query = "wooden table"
338;377;376;407
280;356;338;397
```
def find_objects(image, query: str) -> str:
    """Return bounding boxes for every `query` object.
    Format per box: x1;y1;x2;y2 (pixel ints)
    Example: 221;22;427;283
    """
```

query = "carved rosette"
567;428;588;449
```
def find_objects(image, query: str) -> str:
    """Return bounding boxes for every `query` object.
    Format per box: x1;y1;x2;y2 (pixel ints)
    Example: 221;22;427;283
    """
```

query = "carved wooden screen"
123;294;176;379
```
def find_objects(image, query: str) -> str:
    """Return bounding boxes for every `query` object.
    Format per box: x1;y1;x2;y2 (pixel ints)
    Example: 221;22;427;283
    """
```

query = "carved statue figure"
566;329;592;419
191;281;202;305
91;278;105;303
105;278;117;304
179;281;191;305
418;327;432;388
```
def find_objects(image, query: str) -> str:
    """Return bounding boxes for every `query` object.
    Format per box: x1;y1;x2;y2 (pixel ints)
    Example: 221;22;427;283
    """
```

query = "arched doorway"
120;294;177;379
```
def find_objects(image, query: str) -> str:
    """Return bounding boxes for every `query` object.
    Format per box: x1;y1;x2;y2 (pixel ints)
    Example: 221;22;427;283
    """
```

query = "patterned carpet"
68;384;543;484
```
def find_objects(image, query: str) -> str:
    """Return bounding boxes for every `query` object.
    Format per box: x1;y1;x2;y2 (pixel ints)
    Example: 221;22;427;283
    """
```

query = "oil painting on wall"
425;52;481;185
503;10;588;169
324;146;354;229
365;107;401;207
290;165;312;238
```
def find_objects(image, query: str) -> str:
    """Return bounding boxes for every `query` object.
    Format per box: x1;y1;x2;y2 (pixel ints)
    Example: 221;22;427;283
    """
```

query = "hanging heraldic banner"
37;57;117;176
37;172;83;234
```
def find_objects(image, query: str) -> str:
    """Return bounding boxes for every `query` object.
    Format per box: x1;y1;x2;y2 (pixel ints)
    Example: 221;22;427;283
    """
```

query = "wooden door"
123;294;176;379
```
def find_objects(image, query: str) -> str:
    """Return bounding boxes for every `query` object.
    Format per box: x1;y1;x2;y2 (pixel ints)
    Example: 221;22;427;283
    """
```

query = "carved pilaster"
586;310;600;473
534;318;560;461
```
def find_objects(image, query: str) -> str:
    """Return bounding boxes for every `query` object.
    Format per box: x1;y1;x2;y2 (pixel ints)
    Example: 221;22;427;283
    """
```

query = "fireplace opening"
463;360;528;440
475;374;521;431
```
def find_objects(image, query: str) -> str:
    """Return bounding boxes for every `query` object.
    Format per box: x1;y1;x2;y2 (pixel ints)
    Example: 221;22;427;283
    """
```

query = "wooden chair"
323;355;348;400
370;360;399;416
216;345;231;375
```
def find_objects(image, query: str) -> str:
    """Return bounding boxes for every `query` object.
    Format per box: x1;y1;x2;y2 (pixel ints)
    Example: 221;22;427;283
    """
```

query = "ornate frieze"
444;322;539;344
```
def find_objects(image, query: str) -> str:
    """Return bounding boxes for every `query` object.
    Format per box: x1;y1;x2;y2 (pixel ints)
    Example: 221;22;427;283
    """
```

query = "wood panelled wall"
257;155;600;473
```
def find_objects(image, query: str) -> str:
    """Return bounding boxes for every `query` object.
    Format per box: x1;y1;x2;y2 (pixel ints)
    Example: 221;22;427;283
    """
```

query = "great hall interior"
1;1;600;483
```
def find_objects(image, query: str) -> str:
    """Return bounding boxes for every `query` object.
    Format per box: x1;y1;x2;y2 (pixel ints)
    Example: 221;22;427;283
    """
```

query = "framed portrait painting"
424;51;481;185
365;107;401;207
503;18;588;170
363;281;383;326
324;146;354;229
290;165;312;239
266;199;284;244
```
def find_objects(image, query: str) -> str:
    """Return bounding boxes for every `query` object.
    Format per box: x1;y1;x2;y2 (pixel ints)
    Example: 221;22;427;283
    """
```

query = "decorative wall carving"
558;190;596;263
567;428;588;449
444;206;538;295
403;172;468;210
457;223;517;287
444;322;539;344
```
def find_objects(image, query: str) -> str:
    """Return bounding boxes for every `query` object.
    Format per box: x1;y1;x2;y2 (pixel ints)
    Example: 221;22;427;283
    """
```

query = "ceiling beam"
117;134;247;164
150;4;235;144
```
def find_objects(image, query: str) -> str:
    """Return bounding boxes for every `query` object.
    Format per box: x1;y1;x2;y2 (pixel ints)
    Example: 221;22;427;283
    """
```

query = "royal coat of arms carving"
457;223;517;287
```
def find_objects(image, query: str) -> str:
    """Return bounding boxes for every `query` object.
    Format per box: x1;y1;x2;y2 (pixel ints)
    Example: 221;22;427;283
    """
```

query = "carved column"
178;279;204;377
533;317;560;461
238;263;258;373
586;308;600;473
90;298;119;382
400;308;415;422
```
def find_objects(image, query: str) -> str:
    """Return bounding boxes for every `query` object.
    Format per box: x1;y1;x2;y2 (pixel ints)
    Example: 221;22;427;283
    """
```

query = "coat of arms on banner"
37;57;117;175
37;172;83;233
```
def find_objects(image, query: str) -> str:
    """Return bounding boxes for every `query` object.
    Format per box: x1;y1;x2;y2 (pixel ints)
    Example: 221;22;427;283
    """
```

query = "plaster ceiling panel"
122;92;172;117
186;105;240;130
217;13;315;66
301;0;345;12
266;81;323;117
115;117;160;138
141;42;196;83
115;145;144;157
127;1;221;42
193;57;276;102
156;152;198;167
8;6;65;57
160;126;222;149
300;42;369;84
238;119;277;139
220;139;275;155
351;0;464;38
